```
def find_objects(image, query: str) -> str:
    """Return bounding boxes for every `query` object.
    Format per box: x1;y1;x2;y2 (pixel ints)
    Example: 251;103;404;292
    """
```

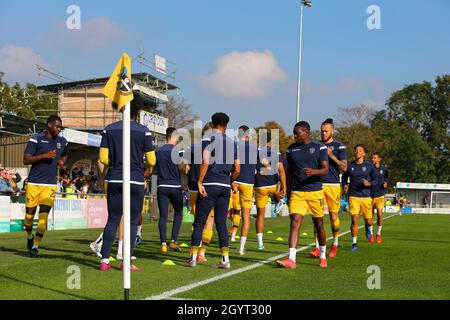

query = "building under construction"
1;56;179;180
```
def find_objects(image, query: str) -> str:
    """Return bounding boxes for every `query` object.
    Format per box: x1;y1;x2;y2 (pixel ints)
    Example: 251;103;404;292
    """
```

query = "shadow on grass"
387;237;450;244
0;274;93;300
0;246;98;269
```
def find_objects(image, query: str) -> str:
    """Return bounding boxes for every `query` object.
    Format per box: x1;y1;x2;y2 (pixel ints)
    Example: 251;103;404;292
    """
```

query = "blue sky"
1;0;449;130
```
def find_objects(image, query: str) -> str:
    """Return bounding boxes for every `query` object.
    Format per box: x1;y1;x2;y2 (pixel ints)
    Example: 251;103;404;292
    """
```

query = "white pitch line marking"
145;214;399;300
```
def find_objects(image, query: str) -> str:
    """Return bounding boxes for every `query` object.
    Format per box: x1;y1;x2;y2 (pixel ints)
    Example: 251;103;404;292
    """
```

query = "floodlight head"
302;0;312;7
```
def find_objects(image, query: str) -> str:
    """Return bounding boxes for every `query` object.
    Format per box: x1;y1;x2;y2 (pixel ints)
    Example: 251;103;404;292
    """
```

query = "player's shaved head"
294;121;310;133
293;121;311;144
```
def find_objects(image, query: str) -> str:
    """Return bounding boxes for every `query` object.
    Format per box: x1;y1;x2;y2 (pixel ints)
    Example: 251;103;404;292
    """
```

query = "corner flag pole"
123;101;131;300
102;52;133;300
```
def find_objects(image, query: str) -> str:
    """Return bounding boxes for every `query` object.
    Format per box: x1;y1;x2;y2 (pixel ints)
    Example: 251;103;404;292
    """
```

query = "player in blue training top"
371;152;388;243
98;99;156;271
277;121;329;269
342;144;377;251
187;112;240;268
310;118;347;259
23;115;68;258
155;127;185;253
183;122;215;263
241;131;286;255
232;125;258;248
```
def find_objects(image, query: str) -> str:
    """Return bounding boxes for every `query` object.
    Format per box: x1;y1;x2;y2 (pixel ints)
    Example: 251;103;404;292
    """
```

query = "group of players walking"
21;103;388;271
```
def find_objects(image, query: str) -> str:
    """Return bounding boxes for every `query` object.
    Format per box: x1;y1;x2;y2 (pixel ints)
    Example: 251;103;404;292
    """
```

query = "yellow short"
323;184;341;214
228;190;241;211
372;196;385;211
255;185;279;208
349;196;373;219
236;183;254;209
288;190;325;218
190;191;214;217
25;184;57;208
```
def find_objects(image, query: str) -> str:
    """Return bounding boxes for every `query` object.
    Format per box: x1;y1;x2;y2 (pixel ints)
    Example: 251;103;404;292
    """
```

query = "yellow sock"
24;213;35;235
232;214;241;234
34;212;49;247
331;217;340;237
199;229;213;255
220;247;229;263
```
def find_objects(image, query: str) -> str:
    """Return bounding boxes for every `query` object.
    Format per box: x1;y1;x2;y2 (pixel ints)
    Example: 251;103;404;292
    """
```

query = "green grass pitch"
1;213;449;300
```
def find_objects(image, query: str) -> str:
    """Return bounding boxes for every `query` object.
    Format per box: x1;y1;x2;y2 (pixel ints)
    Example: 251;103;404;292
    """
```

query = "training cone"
276;237;284;241
162;260;176;266
302;232;308;236
267;230;273;234
179;243;189;248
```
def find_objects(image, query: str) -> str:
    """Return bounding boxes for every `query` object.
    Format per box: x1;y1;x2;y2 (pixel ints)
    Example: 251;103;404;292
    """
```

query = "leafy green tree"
373;75;450;183
0;71;57;119
256;121;294;158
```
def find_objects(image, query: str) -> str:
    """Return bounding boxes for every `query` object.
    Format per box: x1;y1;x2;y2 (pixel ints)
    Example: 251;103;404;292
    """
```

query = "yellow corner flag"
103;53;134;112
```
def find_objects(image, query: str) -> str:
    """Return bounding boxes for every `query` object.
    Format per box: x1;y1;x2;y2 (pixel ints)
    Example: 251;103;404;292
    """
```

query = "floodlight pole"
123;102;131;300
296;1;311;123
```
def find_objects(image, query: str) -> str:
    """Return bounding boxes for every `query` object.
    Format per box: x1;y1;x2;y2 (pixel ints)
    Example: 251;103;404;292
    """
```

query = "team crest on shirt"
380;170;383;174
362;167;367;172
56;142;62;149
329;146;334;151
309;147;315;154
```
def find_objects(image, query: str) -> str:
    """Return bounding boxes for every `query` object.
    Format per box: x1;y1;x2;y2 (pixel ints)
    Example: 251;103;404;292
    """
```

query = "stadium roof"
0;113;47;137
37;72;178;93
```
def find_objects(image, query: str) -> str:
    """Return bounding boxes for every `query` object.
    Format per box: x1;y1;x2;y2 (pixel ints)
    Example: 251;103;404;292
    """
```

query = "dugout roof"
0;113;47;137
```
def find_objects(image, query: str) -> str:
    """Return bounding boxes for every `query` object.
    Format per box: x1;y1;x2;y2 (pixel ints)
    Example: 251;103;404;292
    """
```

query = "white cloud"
52;16;128;50
0;44;48;84
199;50;286;100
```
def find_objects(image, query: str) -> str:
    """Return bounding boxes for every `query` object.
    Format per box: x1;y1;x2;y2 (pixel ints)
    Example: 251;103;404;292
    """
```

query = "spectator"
6;170;21;194
71;166;84;180
422;192;429;208
80;180;89;199
0;168;15;196
74;175;84;191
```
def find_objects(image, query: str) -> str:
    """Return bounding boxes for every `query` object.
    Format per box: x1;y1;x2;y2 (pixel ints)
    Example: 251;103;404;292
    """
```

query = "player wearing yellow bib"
310;118;347;258
277;121;329;269
342;144;377;251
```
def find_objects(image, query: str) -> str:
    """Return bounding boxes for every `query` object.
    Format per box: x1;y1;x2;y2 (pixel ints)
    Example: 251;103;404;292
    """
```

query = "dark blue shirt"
235;140;258;185
184;140;207;192
371;164;388;197
24;132;68;186
342;161;377;198
321;140;346;184
255;146;282;188
100;120;154;184
286;141;328;192
155;144;184;187
202;132;237;187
